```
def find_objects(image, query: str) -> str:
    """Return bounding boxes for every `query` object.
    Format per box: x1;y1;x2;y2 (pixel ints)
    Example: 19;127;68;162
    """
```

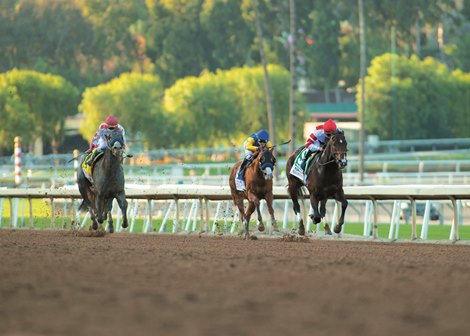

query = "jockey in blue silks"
237;129;273;180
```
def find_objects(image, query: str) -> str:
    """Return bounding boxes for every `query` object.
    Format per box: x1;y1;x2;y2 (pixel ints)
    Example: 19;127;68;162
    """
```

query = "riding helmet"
105;115;119;127
256;129;269;142
323;119;337;135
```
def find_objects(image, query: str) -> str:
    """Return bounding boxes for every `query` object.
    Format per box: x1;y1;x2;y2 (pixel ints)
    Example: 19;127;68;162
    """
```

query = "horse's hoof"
324;224;332;235
298;227;305;236
108;226;114;233
122;222;128;229
272;225;279;232
92;222;98;230
314;217;321;224
258;224;265;232
334;225;342;234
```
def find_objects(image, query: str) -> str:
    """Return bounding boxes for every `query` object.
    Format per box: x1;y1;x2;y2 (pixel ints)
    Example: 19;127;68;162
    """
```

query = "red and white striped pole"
14;136;22;187
73;149;79;183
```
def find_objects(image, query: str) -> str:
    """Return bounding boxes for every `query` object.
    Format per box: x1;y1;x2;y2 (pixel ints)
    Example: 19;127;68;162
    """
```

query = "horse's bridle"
107;134;125;159
318;134;348;169
258;149;275;180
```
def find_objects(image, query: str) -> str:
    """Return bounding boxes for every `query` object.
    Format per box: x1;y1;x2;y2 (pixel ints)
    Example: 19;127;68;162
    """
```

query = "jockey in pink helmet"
85;115;127;165
300;119;337;169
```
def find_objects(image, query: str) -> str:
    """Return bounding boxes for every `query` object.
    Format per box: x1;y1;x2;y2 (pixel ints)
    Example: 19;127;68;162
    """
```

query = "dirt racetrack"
1;229;470;336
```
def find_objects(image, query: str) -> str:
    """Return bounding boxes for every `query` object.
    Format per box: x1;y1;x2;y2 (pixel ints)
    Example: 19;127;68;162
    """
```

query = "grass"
1;212;469;241
341;223;470;240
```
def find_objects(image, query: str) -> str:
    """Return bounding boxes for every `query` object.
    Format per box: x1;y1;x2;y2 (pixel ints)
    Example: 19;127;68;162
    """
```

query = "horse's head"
107;131;125;158
326;132;348;169
256;148;276;180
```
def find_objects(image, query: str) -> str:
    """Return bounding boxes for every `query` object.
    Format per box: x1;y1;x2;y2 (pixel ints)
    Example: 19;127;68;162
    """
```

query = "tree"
79;72;167;149
304;2;341;92
145;0;210;87
359;53;468;140
220;65;292;143
0;0;96;89
0;69;79;153
163;71;239;147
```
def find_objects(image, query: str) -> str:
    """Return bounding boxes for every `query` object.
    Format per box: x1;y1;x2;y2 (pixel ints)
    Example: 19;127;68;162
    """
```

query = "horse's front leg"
256;206;264;232
233;193;246;236
265;192;278;232
309;193;321;224
244;201;257;239
115;192;128;229
87;204;99;231
288;184;305;235
319;199;332;235
334;192;348;234
244;192;260;239
94;193;106;225
105;199;114;233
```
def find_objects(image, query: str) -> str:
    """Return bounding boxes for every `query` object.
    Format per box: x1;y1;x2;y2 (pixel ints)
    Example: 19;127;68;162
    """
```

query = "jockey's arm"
245;137;258;152
121;127;127;146
266;140;274;151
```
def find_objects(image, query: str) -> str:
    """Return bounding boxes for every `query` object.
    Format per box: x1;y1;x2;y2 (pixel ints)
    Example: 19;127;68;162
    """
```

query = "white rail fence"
1;185;470;242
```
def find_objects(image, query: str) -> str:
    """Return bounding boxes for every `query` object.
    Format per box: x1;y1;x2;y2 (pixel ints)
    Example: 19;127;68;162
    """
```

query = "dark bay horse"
229;148;278;238
285;132;348;236
77;132;128;233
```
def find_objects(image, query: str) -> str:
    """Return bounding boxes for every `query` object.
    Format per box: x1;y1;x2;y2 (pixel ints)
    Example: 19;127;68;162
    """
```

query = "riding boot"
237;158;251;180
300;150;313;170
86;149;102;165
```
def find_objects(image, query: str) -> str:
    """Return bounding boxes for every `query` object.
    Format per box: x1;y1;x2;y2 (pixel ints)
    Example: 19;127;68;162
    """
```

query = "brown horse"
285;132;348;236
229;148;278;238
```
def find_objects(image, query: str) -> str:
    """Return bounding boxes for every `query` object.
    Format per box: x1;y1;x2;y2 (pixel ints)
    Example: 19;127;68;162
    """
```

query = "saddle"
81;150;103;183
290;148;321;184
235;165;246;191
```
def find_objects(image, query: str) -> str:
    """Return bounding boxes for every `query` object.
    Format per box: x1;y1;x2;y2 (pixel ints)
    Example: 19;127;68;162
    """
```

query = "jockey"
237;129;273;180
300;119;337;169
85;115;127;165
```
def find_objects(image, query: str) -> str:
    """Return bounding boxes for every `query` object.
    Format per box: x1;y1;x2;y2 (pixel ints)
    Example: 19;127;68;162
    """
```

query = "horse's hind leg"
288;184;304;235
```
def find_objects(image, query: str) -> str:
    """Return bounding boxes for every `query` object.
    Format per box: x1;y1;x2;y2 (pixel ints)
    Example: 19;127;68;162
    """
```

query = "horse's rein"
318;149;346;166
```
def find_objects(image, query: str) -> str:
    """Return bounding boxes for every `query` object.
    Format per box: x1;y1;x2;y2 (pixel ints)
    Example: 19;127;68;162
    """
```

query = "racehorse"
285;132;348;236
229;148;278;238
77;131;128;233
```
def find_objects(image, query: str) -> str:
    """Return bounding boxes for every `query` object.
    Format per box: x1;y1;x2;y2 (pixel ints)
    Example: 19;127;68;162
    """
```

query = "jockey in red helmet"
85;115;127;165
300;119;337;169
237;129;273;180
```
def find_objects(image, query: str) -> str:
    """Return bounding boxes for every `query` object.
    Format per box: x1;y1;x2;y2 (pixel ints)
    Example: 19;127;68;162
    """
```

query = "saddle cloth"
235;166;246;191
81;152;94;183
289;148;314;184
